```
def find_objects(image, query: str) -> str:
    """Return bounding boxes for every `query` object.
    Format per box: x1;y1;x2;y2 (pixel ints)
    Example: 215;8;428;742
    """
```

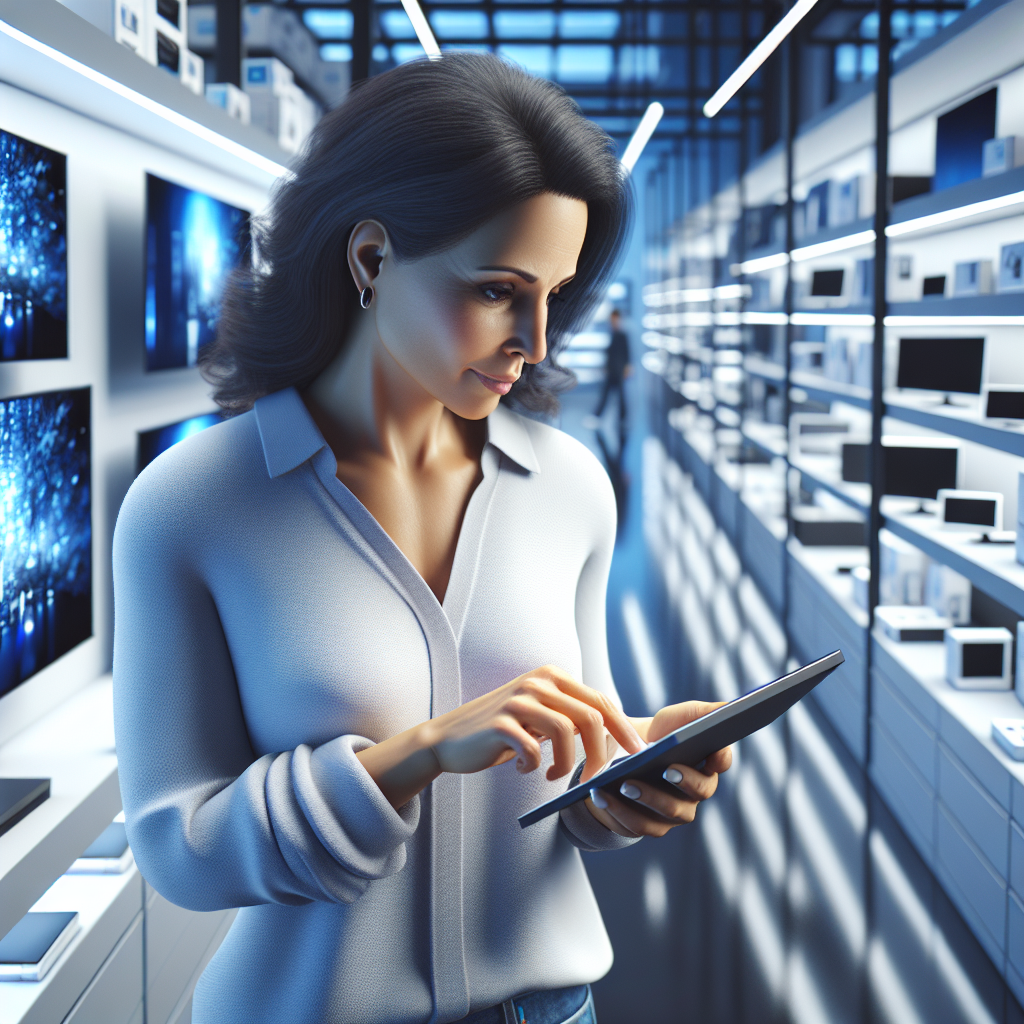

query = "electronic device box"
945;627;1014;690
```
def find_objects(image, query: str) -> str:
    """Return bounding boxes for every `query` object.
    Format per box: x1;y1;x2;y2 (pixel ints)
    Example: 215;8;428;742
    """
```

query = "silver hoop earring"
359;286;373;309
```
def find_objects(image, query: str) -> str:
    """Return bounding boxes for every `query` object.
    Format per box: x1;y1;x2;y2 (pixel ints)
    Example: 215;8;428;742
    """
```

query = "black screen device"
518;651;845;828
881;442;958;499
986;389;1024;420
811;269;844;297
896;337;985;395
0;778;50;838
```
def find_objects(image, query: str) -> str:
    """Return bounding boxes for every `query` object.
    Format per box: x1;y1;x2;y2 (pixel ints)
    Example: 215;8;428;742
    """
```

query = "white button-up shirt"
113;387;635;1024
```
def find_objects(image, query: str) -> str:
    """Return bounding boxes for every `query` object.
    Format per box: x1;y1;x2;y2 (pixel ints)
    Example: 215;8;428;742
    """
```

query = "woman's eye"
481;285;513;302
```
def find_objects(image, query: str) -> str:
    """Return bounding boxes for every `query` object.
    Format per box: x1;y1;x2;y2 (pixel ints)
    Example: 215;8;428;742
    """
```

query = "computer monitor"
0;388;92;698
137;412;225;474
0;129;67;361
938;489;1003;533
983;385;1024;421
145;174;250;372
882;439;959;499
811;269;844;297
840;439;959;499
896;337;985;397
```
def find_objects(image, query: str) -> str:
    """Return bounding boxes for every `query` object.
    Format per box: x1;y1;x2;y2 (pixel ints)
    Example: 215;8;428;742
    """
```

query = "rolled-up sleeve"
113;472;418;912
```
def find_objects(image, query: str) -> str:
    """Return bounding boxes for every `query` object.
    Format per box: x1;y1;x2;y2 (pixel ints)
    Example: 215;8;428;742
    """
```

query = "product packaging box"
992;719;1024;760
953;260;994;296
1000;242;1024;293
791;506;865;547
880;529;928;605
180;48;204;95
207;83;252;125
982;137;1023;177
925;562;971;625
876;605;950;642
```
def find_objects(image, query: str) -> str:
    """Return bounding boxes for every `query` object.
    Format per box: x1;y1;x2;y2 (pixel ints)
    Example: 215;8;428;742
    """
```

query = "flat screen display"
962;643;1003;678
145;174;249;372
944;497;997;527
896;337;985;395
882;444;958;499
986;389;1024;419
934;88;997;192
811;269;844;297
0;130;67;361
0;388;91;698
137;411;224;473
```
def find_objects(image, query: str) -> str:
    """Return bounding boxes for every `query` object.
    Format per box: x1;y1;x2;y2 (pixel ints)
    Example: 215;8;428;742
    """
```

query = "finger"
533;666;645;754
586;791;641;839
491;715;543;774
504;698;579;780
647;700;726;743
618;779;699;822
515;681;613;782
591;788;680;838
703;746;733;774
659;765;718;801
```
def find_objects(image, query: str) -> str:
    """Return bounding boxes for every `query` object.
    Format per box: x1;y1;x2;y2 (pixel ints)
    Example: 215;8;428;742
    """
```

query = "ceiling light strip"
736;252;790;275
400;0;441;58
621;102;665;173
791;313;875;326
883;315;1024;327
703;0;823;118
0;18;290;179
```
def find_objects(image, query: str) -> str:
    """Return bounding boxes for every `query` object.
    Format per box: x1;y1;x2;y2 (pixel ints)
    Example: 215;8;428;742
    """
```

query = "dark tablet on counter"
518;650;845;828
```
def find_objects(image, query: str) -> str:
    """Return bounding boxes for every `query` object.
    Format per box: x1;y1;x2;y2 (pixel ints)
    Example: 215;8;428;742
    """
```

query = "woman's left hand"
584;701;733;838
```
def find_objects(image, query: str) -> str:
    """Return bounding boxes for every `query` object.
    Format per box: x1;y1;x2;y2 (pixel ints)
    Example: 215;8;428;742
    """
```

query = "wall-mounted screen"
0;130;67;361
137;411;224;474
896;337;985;395
0;388;91;698
145;174;249;372
811;269;844;297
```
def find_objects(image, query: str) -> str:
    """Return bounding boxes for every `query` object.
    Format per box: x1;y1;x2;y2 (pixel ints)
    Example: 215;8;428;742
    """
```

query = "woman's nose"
507;300;548;365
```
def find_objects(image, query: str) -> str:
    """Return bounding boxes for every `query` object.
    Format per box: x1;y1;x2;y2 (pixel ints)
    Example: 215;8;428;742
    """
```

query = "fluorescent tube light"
704;0;824;118
742;311;790;325
400;0;441;58
886;190;1024;237
790;312;874;326
791;229;876;262
0;18;289;179
713;284;751;299
621;102;665;172
884;315;1024;327
737;252;790;275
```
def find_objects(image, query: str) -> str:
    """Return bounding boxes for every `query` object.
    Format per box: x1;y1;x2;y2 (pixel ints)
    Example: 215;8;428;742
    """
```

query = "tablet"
518;649;844;828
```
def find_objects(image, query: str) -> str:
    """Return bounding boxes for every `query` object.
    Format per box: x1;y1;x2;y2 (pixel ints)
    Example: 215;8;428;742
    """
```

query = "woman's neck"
303;310;466;470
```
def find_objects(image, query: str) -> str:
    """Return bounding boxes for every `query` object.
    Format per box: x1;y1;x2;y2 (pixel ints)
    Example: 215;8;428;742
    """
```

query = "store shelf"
883;509;1024;616
0;866;143;1024
744;355;786;384
790;453;871;513
0;677;120;941
888;163;1024;238
887;293;1024;321
884;392;1024;457
790;370;873;410
0;0;289;186
741;419;787;459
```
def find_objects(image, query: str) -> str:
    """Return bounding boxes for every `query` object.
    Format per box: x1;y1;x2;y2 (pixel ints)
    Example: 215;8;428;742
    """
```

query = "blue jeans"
460;984;596;1024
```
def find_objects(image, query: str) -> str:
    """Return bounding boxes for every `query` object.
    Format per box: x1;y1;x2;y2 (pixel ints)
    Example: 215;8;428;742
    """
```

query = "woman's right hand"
356;665;645;811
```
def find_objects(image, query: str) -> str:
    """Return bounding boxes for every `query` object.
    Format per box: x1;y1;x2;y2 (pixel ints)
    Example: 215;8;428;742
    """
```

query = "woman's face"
367;192;589;420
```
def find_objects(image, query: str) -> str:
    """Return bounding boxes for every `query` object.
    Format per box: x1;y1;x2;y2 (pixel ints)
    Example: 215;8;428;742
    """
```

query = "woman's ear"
347;220;390;295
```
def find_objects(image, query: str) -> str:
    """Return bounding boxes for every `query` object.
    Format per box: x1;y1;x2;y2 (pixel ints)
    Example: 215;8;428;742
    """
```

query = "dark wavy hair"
200;52;633;415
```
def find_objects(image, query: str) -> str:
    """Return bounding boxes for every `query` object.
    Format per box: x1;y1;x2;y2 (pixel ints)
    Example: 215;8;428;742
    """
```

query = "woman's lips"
472;370;516;395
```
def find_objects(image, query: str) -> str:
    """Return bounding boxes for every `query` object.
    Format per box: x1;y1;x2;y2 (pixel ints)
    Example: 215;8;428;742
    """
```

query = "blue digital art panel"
0;388;91;698
0;130;67;361
137;411;224;474
145;174;249;372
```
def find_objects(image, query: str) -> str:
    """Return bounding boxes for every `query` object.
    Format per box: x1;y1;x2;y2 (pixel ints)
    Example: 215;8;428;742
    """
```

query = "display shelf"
787;540;870;631
887;294;1024;321
0;866;143;1024
744;355;786;384
741;419;787;459
883;391;1024;458
790;453;871;513
0;677;120;941
0;0;289;187
789;371;872;410
887;163;1024;238
883;510;1024;617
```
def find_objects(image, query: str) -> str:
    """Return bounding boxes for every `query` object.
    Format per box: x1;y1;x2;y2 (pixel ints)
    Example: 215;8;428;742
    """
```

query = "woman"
113;53;731;1024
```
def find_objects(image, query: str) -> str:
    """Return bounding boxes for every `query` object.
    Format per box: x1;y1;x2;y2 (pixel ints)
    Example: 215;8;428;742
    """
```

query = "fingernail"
663;768;683;785
590;788;609;809
620;782;641;800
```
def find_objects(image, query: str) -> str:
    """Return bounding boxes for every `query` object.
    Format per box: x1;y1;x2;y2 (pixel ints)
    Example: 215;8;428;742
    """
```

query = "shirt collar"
254;387;540;478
